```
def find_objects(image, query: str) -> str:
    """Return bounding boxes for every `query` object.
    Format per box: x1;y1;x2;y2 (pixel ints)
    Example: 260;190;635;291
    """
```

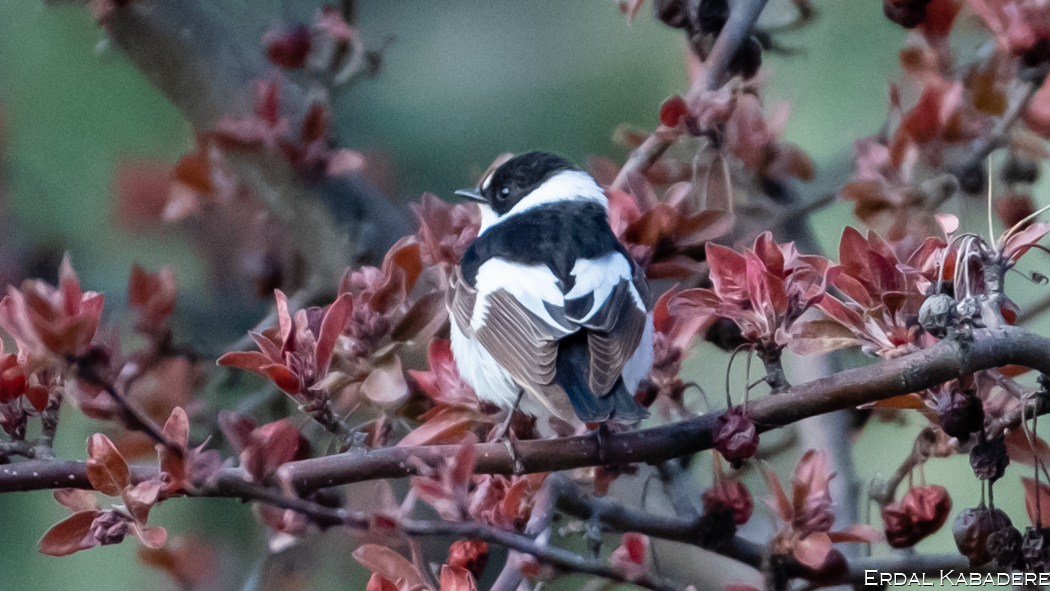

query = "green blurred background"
1;0;1042;589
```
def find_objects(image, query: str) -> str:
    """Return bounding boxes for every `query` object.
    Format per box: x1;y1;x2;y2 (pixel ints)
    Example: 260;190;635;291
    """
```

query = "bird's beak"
454;188;487;203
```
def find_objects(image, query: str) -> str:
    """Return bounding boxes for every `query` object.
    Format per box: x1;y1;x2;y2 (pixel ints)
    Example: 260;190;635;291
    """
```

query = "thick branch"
277;326;1050;493
102;0;410;266
5;326;1050;496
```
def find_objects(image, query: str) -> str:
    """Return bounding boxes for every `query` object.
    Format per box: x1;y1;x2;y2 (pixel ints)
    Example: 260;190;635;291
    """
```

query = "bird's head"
455;151;607;234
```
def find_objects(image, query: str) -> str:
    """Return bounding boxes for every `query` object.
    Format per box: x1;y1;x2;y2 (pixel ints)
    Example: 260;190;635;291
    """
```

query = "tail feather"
553;332;648;423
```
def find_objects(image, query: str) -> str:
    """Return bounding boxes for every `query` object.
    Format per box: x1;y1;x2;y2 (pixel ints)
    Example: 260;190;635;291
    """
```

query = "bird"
448;151;653;432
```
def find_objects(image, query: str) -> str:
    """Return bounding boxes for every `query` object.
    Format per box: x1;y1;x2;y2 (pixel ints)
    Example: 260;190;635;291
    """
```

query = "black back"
460;201;627;293
479;152;575;215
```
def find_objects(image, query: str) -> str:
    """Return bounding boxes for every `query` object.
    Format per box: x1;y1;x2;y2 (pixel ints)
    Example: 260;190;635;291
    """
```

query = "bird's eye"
500;187;510;197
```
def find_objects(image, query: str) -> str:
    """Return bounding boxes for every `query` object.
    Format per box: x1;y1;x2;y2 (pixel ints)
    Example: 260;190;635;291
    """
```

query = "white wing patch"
472;259;566;331
564;252;645;322
473;252;645;331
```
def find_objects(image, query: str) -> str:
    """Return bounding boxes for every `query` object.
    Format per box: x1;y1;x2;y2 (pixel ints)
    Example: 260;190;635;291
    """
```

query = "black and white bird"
448;152;653;426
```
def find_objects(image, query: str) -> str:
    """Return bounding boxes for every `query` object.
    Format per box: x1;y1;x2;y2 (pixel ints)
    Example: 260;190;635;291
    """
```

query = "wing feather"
475;289;565;388
584;280;647;396
448;266;476;337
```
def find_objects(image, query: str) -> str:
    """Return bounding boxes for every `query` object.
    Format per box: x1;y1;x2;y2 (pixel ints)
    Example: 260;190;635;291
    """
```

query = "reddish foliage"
0;254;104;364
447;540;489;578
609;533;650;581
765;450;880;572
265;24;312;69
675;232;829;352
218;289;353;396
703;455;754;525
219;411;308;482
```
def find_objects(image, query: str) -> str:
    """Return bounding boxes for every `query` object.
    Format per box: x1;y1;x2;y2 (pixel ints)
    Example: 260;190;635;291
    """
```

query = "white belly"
450;321;522;410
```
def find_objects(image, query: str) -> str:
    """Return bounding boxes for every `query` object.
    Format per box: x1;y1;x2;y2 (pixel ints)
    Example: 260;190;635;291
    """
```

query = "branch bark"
4;326;1049;497
102;0;411;267
278;326;1050;492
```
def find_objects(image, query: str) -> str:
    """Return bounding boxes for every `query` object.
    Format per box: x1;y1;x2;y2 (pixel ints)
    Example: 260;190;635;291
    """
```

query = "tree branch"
200;473;681;591
100;0;411;267
611;0;770;190
5;326;1050;496
277;326;1050;493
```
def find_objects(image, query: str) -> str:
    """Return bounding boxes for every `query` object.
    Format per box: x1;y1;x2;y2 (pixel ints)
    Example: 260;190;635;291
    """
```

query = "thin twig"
201;474;682;591
610;0;771;190
952;80;1040;179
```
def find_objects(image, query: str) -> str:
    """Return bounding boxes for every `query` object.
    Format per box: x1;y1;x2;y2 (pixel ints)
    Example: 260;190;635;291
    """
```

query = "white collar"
477;170;608;235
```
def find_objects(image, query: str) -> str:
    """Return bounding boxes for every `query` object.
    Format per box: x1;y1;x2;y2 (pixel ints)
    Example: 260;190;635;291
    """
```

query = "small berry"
953;505;1011;566
969;435;1009;481
935;388;984;442
714;405;759;467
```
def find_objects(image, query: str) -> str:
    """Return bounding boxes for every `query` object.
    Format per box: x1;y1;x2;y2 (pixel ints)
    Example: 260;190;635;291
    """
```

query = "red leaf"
301;103;330;143
705;243;748;297
217;351;275;374
131;523;168;549
762;463;793;522
24;386;49;412
1026;75;1050;138
390;291;447;343
53;489;100;513
259;363;301;395
38;510;102;556
903;85;943;143
793;532;832;570
352;544;425;589
218;410;257;454
265;23;312;70
123;480;162;523
920;0;961;37
244;420;303;481
316;293;353;372
451;444;477;489
659;95;689;127
87;434;130;496
173;151;213;195
397;409;477;447
439;565;478;591
1023;476;1050;527
365;573;400;591
161;406;190;450
361;357;410;409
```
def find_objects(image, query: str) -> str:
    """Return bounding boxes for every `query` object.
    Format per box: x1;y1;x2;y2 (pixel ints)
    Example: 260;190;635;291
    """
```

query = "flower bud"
90;511;130;547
